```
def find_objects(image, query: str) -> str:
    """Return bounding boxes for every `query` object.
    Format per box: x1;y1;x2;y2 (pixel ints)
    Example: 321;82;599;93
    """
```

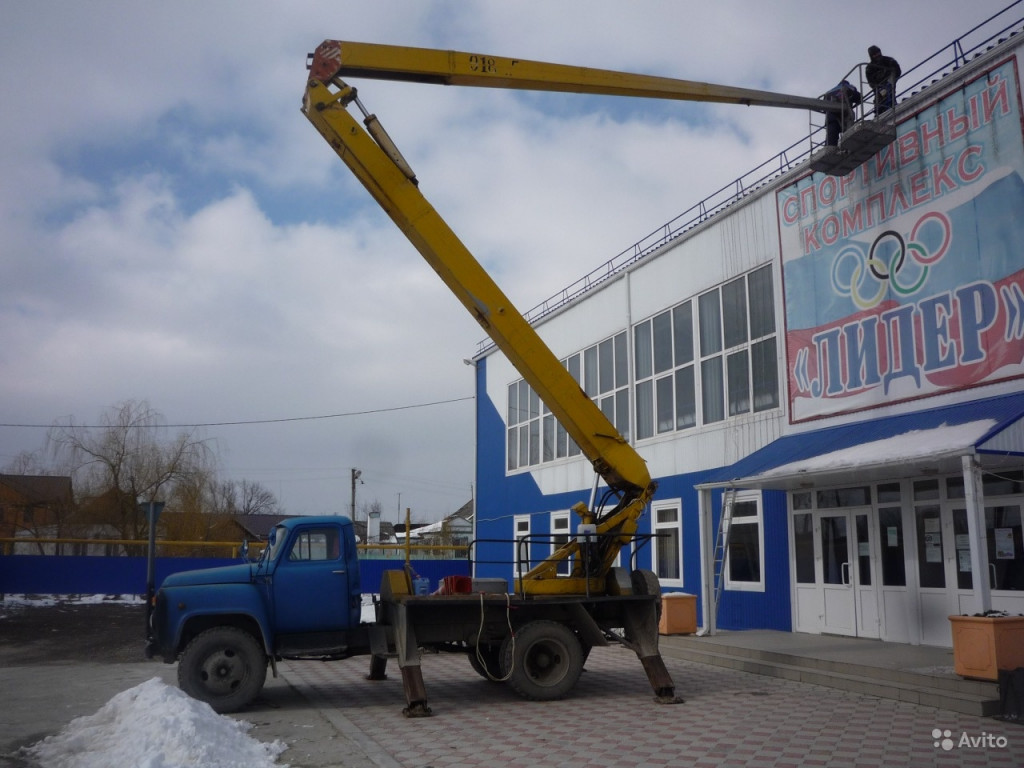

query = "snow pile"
0;593;143;619
21;678;287;768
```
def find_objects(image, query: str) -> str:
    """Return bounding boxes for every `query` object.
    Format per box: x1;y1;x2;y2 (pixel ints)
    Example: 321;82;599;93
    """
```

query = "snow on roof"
749;419;998;482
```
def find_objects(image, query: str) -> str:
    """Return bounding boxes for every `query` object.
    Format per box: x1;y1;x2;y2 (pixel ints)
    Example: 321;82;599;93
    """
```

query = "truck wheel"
177;627;267;713
502;620;582;701
468;643;505;681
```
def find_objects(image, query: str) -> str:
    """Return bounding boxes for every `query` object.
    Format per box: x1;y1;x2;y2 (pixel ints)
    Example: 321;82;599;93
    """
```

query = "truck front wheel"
502;620;582;701
468;643;505;681
177;626;267;713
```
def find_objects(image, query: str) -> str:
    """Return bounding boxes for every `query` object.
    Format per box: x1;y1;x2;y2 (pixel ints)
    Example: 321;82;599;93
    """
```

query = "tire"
502;620;583;701
467;643;505;681
177;626;268;713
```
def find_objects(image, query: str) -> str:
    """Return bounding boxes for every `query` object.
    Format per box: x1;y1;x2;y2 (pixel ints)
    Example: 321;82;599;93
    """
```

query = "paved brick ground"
277;645;1023;768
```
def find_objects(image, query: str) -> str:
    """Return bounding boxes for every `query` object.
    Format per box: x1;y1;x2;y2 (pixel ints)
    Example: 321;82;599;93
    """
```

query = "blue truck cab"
146;515;367;712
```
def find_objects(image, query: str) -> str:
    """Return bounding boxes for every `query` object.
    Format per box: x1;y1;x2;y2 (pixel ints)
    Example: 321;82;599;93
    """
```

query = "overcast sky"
0;1;1017;521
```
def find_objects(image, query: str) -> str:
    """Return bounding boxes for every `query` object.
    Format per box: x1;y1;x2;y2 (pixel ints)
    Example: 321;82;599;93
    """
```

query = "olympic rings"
910;211;951;264
829;212;952;309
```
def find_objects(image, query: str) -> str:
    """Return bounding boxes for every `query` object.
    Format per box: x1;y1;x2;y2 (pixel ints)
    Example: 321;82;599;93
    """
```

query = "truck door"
272;524;353;634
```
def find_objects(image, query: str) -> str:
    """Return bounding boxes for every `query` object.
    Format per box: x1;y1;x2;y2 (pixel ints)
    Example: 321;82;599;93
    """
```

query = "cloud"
0;0;1012;517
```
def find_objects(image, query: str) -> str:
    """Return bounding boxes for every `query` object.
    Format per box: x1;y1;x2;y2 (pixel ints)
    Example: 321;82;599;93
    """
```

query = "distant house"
224;513;292;543
0;474;74;553
406;501;474;547
152;511;295;559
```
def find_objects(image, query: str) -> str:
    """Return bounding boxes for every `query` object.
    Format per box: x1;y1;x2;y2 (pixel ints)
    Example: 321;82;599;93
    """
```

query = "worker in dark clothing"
823;79;861;147
866;45;901;113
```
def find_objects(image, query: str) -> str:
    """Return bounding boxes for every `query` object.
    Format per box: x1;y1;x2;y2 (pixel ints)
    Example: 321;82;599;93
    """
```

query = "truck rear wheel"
177;626;267;713
502;620;582;701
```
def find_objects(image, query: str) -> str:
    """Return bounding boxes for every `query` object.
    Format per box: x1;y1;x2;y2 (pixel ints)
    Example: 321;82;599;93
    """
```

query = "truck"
146;41;866;716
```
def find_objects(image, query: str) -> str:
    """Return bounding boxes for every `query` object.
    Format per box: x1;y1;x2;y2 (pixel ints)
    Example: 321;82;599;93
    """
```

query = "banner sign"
778;57;1024;422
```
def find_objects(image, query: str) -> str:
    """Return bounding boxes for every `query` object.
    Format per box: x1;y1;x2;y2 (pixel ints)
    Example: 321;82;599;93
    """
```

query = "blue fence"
0;555;470;596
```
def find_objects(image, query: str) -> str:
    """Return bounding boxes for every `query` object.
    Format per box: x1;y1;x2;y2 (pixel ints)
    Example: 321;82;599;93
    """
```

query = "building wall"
474;37;1024;635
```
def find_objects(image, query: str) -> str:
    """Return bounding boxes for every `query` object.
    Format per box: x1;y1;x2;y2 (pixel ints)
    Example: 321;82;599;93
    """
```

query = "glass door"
820;512;855;635
913;489;956;646
853;512;879;638
791;487;881;638
817;510;877;637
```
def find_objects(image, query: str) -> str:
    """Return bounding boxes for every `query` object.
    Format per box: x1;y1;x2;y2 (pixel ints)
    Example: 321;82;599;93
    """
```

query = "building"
0;474;74;552
408;505;474;548
471;10;1024;648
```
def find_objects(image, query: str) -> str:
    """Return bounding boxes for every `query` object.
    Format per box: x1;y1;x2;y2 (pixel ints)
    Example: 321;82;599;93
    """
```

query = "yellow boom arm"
308;40;836;112
303;42;829;594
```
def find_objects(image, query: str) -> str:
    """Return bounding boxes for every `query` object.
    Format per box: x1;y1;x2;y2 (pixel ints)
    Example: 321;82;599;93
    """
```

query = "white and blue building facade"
471;17;1024;647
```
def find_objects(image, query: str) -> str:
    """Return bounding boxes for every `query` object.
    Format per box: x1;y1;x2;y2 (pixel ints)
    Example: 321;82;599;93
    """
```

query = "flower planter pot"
949;615;1024;681
658;593;697;635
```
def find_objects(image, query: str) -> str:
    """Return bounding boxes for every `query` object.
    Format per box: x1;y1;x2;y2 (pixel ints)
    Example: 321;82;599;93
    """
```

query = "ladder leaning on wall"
709;487;738;625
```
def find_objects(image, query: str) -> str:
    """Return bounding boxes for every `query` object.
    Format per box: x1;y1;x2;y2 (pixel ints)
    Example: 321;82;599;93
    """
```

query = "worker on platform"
866;45;901;113
823;79;861;147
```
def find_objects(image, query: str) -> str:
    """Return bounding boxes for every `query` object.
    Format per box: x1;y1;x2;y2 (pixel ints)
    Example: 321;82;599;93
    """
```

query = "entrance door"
914;502;961;645
818;510;879;637
820;513;855;634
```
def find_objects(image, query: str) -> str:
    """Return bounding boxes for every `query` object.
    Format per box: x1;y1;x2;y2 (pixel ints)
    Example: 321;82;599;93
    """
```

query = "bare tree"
209;479;239;516
163;469;240;557
4;449;48;476
236;479;280;516
208;479;280;516
47;400;215;551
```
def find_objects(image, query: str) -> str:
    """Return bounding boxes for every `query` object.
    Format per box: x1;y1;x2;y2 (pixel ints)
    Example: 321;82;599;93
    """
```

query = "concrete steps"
659;634;1001;717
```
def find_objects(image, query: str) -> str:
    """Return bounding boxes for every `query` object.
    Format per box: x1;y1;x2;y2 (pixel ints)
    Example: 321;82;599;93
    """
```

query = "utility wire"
0;395;473;429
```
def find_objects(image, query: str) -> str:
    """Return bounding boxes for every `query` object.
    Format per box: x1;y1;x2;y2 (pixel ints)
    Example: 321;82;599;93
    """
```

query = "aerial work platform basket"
808;63;897;176
809;117;896;175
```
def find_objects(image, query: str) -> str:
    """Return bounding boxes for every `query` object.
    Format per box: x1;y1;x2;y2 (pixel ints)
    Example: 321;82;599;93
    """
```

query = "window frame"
550;510;571;576
724;492;765;592
633;264;779;442
652;499;683;587
513;514;531;578
506;331;629;473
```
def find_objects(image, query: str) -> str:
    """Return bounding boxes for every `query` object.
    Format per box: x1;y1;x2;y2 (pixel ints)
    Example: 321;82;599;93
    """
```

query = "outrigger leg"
621;593;685;704
393;602;432;717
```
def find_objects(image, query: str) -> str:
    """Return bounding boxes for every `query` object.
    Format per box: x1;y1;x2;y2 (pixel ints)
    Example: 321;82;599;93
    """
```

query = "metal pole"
351;468;362;522
404;507;412;570
962;454;992;614
143;501;165;638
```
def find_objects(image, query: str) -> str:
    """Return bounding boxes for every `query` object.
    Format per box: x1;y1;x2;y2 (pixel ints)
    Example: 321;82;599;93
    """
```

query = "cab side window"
288;528;341;561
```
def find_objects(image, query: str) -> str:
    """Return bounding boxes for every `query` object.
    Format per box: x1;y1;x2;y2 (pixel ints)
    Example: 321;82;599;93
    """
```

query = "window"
987;505;1023;591
514;515;531;576
878;506;907;586
634;265;778;440
725;494;764;591
652;501;682;584
793;512;815;583
915;505;945;588
288;528;339;562
507;332;628;471
635;301;696;439
817;486;872;508
551;511;571;576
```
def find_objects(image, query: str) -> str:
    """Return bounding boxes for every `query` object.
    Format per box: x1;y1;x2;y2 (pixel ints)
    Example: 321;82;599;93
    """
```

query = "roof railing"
477;2;1024;354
